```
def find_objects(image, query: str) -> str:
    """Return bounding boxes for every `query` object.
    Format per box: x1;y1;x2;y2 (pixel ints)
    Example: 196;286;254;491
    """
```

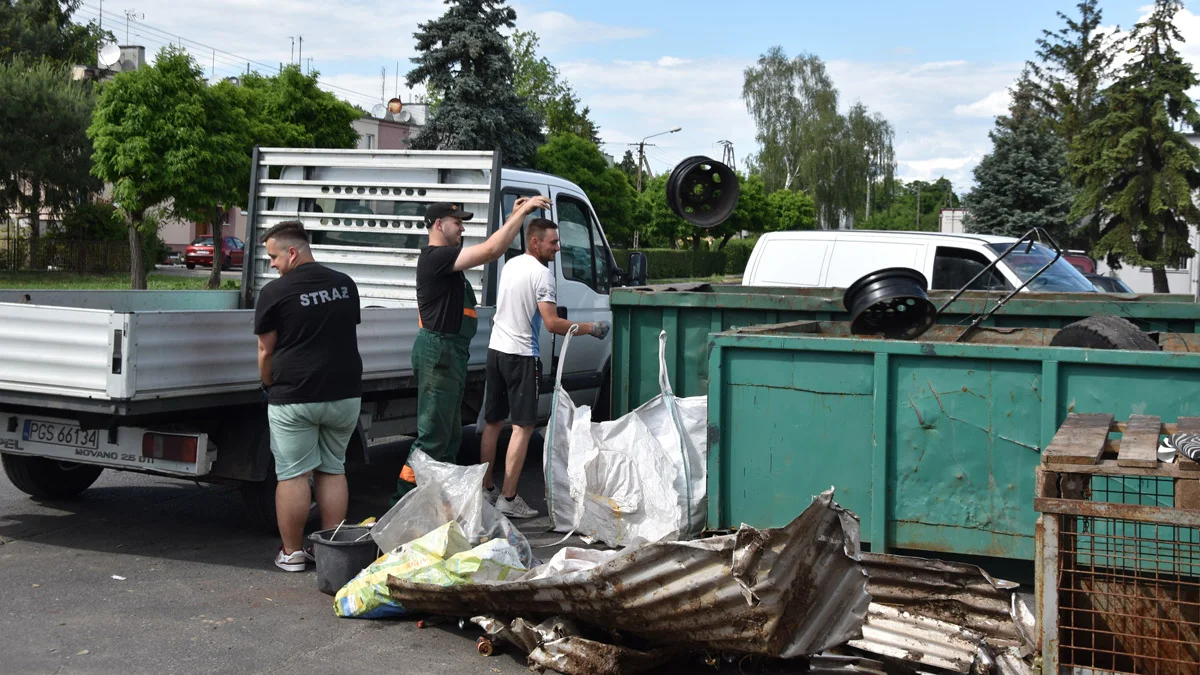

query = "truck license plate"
23;419;99;450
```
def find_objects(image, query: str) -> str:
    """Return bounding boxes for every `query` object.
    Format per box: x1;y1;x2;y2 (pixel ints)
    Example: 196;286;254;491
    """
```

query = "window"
501;190;546;261
932;247;1011;291
556;197;598;291
984;242;1096;292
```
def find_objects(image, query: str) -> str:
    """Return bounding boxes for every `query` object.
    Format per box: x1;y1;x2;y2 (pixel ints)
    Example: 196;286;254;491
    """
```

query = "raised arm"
453;195;550;272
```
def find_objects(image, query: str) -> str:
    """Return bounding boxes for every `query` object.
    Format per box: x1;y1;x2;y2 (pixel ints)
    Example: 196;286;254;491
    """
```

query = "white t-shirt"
489;254;556;357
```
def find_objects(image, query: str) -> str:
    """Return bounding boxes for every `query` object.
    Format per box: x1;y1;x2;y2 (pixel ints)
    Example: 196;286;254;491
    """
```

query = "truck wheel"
1049;315;1160;351
1;454;104;499
186;263;196;270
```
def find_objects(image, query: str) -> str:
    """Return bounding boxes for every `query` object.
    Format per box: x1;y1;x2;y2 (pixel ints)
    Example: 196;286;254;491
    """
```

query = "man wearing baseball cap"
392;195;550;503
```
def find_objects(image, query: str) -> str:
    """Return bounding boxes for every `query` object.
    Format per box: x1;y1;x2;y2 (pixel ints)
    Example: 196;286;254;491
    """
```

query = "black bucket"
843;268;937;340
309;525;380;596
666;156;740;228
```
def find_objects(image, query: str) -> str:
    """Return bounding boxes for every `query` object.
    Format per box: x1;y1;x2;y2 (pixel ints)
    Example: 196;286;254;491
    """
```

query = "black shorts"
483;349;541;426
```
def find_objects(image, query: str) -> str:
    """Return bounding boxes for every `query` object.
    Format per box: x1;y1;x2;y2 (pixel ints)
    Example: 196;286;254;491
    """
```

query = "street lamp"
635;127;682;193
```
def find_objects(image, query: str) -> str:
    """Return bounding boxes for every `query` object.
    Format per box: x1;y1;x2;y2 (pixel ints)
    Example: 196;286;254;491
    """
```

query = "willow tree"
743;47;895;229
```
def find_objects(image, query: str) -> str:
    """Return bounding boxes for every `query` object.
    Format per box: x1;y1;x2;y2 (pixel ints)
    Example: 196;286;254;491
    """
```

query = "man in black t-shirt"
254;220;363;572
391;195;550;503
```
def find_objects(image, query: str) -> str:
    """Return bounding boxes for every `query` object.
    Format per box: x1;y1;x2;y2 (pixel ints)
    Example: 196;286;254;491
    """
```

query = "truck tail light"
142;433;198;463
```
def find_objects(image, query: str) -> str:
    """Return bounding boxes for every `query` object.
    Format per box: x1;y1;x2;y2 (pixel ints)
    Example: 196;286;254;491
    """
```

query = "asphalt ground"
0;437;573;675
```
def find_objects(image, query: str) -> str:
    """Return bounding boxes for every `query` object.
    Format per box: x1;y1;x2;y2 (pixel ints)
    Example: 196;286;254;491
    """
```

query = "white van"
741;230;1097;293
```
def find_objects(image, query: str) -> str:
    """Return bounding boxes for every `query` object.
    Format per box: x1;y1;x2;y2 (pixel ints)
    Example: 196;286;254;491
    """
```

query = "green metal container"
611;284;1200;418
705;321;1200;561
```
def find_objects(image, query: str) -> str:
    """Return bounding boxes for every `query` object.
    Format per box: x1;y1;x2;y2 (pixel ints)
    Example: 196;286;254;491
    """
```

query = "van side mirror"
628;252;648;287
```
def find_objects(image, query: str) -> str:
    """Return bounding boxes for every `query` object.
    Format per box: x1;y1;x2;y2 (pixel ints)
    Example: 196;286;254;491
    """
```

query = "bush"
614;249;728;281
721;237;758;276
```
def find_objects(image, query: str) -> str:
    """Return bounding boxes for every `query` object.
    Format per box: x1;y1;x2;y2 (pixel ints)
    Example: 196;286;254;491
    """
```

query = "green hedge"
614;248;734;281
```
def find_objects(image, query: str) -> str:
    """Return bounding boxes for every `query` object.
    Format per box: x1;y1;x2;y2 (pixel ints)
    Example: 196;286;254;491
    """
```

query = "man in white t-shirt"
481;217;610;518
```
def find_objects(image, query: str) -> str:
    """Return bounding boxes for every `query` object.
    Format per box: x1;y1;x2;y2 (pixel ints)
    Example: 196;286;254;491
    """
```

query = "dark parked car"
1084;273;1134;294
184;236;245;270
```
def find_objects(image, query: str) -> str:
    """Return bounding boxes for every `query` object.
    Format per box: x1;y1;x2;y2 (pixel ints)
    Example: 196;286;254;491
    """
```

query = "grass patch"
0;271;240;290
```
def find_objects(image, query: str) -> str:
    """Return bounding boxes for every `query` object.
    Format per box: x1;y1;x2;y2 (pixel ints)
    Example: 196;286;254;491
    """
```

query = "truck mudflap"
0;413;215;477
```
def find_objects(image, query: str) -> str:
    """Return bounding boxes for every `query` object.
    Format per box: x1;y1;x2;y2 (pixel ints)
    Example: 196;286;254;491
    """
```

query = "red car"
184;236;245;270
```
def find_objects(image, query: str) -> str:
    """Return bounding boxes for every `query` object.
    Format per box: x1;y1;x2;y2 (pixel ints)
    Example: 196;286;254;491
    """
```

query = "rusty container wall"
611;284;1200;419
705;323;1200;561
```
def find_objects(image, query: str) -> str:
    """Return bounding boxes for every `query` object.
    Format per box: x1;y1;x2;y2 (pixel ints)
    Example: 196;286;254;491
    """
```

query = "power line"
76;3;382;106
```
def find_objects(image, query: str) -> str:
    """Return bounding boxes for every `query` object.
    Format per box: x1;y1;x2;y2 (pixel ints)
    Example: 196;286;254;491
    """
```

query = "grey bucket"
309;525;380;596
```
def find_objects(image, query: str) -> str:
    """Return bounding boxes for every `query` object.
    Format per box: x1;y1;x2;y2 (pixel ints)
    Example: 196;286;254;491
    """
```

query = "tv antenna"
123;9;143;44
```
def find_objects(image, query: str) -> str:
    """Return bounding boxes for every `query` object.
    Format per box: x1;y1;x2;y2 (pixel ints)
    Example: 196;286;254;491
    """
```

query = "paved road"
0;442;561;675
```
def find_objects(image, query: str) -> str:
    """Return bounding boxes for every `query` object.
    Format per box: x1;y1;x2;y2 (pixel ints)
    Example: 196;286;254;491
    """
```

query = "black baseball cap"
424;202;473;225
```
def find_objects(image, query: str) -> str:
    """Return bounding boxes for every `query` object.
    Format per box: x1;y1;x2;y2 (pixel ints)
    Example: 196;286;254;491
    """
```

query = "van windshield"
986;242;1096;292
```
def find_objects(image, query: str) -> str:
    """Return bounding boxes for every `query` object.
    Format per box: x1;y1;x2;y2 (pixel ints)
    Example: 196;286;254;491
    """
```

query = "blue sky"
72;1;1199;192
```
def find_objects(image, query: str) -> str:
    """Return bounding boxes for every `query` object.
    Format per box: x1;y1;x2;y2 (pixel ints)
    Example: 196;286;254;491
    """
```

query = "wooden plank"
1117;414;1162;468
1034;497;1200;527
1113;421;1177;435
1047;458;1188;479
1043;413;1114;466
1176;480;1200;510
1035;467;1059;499
1177;417;1200;473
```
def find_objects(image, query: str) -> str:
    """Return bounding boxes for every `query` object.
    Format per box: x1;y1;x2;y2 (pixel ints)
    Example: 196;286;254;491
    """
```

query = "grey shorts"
266;397;361;480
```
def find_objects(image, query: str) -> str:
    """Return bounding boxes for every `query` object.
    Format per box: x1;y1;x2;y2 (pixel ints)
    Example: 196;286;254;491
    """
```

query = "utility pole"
718;140;735;169
916;183;921;230
123;9;143;44
298;35;302;68
633;127;681;193
289;37;294;64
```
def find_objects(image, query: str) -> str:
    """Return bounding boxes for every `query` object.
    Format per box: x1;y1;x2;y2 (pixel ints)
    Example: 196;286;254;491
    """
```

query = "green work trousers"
392;327;473;504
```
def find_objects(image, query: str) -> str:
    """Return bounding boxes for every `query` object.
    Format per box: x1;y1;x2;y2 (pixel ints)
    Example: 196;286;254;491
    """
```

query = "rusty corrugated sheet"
860;552;1023;648
848;603;984;673
473;615;678;675
388;489;870;659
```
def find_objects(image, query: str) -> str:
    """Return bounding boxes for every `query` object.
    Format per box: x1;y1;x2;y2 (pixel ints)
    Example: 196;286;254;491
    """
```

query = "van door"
930;245;1014;291
550;187;611;408
823;238;928;288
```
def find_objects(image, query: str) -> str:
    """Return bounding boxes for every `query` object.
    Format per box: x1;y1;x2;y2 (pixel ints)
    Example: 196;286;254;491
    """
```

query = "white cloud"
520;10;652;51
954;90;1012;118
657;56;691;67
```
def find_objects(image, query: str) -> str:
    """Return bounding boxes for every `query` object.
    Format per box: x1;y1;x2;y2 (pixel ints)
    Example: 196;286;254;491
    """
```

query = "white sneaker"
483;485;500;506
496;494;539;519
275;546;307;572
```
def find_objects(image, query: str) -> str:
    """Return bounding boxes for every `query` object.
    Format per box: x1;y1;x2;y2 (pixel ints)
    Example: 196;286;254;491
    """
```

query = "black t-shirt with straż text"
417;245;467;334
253;263;363;404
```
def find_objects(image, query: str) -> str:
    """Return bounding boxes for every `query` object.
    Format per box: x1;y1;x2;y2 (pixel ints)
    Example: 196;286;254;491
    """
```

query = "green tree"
534;133;634;246
861;179;956;232
407;0;543;165
1029;0;1119;150
509;29;599;144
1069;0;1200;293
0;57;97;268
237;65;360;149
618;149;638;182
742;47;896;228
0;0;109;66
89;47;247;288
765;188;816;232
963;72;1074;240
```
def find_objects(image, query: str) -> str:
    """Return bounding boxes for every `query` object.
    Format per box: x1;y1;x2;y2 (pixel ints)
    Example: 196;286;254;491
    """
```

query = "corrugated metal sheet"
849;603;984;673
808;653;888;675
860;553;1022;648
473;616;677;675
388;489;870;659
